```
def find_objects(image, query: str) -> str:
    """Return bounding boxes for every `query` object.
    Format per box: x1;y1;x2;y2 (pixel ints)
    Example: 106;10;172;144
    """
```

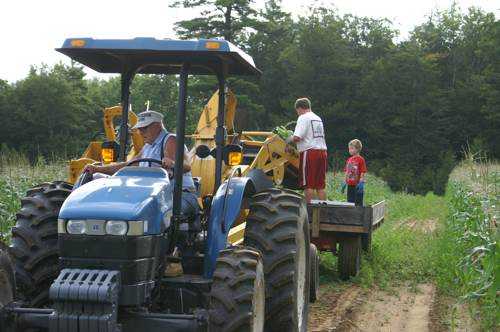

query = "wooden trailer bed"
307;200;386;279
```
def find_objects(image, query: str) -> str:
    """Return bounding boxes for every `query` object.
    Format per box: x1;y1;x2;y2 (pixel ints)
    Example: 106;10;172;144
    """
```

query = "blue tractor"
0;38;311;332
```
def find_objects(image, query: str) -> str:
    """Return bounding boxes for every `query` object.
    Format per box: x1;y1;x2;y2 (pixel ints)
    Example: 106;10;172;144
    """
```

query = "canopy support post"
214;73;226;190
118;67;136;161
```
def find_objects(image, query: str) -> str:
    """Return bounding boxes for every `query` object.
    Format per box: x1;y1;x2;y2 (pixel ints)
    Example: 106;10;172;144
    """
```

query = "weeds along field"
0;153;66;242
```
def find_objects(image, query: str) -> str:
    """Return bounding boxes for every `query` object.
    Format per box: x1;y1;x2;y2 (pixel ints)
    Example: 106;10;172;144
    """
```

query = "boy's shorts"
299;149;327;189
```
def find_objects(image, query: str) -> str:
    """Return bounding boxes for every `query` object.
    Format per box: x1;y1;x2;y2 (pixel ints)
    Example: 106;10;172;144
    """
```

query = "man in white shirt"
286;98;328;203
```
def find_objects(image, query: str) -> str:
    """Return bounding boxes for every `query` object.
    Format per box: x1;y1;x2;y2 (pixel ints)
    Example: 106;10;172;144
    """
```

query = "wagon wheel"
338;236;361;280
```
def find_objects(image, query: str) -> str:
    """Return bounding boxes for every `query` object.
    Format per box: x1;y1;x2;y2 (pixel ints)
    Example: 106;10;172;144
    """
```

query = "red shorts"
299;149;327;189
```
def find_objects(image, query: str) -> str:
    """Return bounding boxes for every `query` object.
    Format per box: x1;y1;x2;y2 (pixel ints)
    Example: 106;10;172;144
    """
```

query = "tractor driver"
83;110;199;220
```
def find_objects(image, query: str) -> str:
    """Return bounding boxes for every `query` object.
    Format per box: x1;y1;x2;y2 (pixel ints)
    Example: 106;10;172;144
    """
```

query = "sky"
0;0;497;82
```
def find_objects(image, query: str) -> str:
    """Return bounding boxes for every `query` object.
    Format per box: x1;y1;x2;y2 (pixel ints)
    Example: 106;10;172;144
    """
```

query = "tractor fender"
203;170;272;278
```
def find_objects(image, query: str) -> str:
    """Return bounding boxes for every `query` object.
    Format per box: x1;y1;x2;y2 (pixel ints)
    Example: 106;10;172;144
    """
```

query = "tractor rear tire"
0;243;15;308
9;181;72;307
209;247;265;332
309;243;319;303
244;188;310;332
338;236;361;280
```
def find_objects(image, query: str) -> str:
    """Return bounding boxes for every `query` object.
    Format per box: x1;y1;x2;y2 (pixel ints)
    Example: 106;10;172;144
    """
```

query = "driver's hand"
83;164;99;174
162;157;174;169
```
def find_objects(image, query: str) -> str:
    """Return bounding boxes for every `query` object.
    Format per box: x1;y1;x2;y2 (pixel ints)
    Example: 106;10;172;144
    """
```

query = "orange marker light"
71;39;86;47
205;41;220;50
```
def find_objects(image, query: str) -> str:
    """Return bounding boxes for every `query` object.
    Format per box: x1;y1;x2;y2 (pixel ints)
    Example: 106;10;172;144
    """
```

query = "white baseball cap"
132;110;164;129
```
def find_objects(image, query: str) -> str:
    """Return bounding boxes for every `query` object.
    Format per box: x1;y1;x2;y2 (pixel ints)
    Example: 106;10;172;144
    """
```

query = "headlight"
106;221;128;235
67;220;86;234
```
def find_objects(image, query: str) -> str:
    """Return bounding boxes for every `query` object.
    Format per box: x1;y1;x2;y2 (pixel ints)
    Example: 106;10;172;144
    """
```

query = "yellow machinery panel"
189;89;299;199
68;106;144;183
190;89;238;197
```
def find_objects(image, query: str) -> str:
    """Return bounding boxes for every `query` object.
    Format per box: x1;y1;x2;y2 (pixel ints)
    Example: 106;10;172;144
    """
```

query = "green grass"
321;173;448;288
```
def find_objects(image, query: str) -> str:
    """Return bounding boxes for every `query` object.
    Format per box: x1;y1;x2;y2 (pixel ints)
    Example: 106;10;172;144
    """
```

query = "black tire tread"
309;244;319;303
209;247;264;332
338;236;361;280
0;244;15;307
8;181;71;307
244;188;309;331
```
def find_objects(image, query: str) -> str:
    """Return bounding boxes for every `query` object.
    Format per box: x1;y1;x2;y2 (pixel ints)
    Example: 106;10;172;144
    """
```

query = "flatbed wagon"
307;200;386;279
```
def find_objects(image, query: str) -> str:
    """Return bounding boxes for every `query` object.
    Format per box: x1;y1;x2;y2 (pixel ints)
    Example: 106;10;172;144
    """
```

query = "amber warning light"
228;151;243;166
205;41;220;50
101;141;119;164
70;39;86;47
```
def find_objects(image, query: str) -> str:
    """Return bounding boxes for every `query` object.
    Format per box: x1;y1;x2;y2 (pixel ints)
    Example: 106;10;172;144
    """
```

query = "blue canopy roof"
56;38;261;76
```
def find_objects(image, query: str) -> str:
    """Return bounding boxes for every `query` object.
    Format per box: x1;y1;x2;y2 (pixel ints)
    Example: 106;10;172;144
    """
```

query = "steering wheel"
127;158;163;168
74;170;94;190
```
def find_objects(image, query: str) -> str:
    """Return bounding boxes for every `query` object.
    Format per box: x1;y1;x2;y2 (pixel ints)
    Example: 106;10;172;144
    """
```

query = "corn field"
436;153;499;330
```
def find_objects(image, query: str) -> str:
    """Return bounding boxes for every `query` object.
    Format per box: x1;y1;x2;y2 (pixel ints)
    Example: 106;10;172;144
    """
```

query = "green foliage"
169;0;258;43
0;64;95;158
89;74;202;134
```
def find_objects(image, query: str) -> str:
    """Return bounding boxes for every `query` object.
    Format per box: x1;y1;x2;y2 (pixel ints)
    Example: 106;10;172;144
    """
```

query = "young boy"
342;139;367;206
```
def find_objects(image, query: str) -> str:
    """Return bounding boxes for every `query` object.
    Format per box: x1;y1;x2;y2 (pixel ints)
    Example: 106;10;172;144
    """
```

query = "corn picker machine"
0;38;316;332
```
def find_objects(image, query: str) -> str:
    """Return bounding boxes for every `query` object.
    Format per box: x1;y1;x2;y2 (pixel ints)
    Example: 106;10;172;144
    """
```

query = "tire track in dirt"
309;284;437;332
308;284;362;331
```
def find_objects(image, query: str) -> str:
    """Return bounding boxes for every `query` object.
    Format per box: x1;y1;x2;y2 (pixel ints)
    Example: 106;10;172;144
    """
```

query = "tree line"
0;1;498;195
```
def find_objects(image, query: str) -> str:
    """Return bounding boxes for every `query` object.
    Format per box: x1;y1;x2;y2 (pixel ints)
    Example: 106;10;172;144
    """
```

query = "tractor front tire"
338;236;361;280
9;181;72;307
244;188;310;332
309;243;319;303
209;247;265;332
0;243;15;308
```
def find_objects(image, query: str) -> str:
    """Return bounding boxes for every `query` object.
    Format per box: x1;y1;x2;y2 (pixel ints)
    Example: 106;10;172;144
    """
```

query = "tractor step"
49;269;121;332
162;274;212;292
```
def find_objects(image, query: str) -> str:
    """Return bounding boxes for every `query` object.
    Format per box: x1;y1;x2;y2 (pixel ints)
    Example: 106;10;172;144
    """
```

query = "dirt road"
308;283;477;332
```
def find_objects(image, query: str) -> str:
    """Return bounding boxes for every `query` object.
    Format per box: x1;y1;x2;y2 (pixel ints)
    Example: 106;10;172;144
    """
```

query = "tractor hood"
59;167;173;234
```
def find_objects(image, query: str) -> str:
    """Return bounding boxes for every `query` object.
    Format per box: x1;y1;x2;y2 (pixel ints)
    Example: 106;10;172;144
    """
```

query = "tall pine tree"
170;0;257;43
